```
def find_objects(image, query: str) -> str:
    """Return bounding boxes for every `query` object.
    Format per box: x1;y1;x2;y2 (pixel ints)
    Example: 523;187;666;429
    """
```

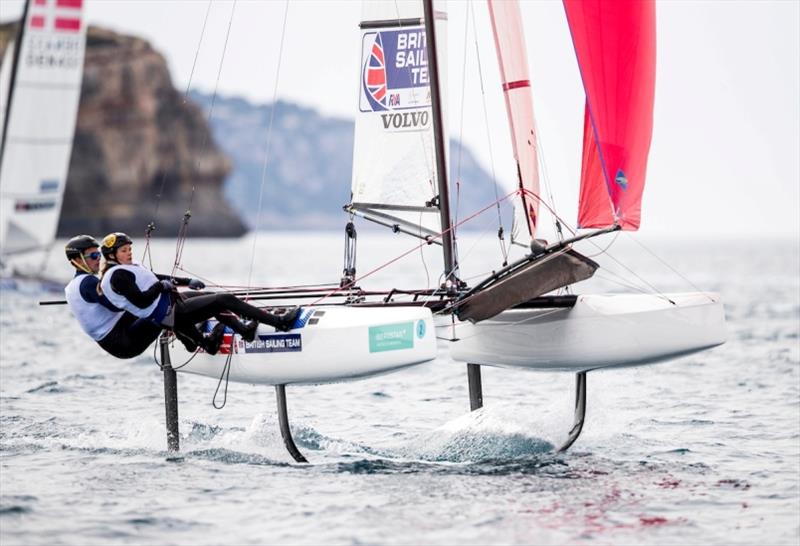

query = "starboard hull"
448;292;726;372
173;305;437;386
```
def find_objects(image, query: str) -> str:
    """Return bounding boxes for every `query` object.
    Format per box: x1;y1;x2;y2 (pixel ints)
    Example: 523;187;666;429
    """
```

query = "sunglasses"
83;252;101;260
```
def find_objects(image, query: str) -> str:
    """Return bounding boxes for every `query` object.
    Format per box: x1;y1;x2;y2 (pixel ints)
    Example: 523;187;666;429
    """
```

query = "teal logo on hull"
416;319;426;339
369;322;413;353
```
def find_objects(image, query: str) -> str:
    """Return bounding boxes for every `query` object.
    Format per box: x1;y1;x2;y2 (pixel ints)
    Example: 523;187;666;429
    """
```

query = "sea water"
1;232;798;545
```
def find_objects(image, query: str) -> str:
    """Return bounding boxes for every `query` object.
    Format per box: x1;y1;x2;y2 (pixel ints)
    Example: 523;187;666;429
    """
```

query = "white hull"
448;292;726;372
174;306;437;386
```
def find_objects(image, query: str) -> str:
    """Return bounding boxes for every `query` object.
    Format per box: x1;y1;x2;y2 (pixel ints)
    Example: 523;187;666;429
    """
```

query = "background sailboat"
0;0;87;284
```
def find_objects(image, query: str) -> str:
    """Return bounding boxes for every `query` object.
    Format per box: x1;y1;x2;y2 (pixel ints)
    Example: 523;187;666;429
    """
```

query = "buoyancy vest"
100;264;168;321
64;274;124;341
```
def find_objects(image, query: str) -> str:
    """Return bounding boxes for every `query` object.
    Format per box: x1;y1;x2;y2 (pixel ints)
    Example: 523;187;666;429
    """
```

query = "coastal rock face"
0;23;246;238
61;27;246;238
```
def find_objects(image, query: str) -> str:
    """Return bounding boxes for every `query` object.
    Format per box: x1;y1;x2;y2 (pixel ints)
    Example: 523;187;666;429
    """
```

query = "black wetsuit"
171;292;296;337
102;267;215;349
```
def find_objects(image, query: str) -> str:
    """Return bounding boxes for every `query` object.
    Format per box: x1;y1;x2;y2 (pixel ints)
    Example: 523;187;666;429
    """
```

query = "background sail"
487;0;540;244
564;0;656;231
0;0;87;256
349;0;447;238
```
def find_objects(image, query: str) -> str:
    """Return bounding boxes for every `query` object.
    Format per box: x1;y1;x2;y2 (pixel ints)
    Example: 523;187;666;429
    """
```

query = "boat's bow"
449;292;726;372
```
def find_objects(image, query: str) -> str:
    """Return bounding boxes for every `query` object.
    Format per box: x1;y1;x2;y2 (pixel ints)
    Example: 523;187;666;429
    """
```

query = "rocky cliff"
0;23;247;238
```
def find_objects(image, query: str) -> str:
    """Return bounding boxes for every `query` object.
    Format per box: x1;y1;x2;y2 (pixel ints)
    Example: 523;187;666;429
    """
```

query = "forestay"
487;0;540;245
0;0;87;257
349;0;448;239
564;0;656;231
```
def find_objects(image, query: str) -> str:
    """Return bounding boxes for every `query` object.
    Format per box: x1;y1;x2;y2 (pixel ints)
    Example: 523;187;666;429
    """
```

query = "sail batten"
564;0;656;231
487;0;540;243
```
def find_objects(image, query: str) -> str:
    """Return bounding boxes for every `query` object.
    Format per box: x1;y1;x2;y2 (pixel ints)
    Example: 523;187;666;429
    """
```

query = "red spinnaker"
564;0;656;230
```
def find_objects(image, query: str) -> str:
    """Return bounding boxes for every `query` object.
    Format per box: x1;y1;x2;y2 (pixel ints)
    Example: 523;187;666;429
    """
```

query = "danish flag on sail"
564;0;656;231
30;0;83;33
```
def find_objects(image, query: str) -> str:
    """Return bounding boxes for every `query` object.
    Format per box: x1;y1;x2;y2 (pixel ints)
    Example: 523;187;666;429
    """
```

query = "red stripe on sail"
564;0;656;231
488;0;541;240
56;0;83;8
54;17;81;32
30;15;46;28
502;80;530;91
34;0;47;5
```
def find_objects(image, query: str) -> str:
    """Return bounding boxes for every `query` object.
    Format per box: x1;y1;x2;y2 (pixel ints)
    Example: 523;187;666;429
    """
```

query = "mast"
422;0;458;284
0;0;30;171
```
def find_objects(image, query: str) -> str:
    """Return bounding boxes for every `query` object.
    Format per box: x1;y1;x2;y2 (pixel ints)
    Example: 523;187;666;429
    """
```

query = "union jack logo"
363;33;387;112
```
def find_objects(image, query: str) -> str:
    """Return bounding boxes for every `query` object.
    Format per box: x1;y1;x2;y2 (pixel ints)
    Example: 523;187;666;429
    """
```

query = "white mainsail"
349;0;448;239
0;0;87;264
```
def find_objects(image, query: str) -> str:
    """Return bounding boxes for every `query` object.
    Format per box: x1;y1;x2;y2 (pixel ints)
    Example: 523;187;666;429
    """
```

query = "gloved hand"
159;279;175;293
188;278;205;290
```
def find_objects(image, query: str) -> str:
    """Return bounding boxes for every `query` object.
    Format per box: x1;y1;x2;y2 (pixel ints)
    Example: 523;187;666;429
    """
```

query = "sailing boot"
240;320;258;342
225;318;258;342
274;307;302;332
176;331;198;353
201;323;226;355
215;313;258;342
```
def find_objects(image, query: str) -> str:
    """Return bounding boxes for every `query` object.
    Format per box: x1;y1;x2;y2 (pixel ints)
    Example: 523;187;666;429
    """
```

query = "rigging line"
518;189;670;303
311;189;518;306
212;350;234;410
176;265;341;292
152;333;200;371
521;187;672;304
531;116;564;242
471;7;507;266
245;0;290;299
576;233;675;305
454;216;503;268
520;188;578;237
142;0;214;267
453;0;472;237
624;233;717;302
417;210;431;290
171;211;193;277
583;228;620;258
594;270;655;295
172;0;238;273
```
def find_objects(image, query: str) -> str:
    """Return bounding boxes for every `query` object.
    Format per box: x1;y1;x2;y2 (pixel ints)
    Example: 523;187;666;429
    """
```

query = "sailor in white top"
63;235;163;359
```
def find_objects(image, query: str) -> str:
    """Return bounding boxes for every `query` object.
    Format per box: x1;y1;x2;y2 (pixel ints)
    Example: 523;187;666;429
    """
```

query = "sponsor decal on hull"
369;322;414;353
243;333;302;354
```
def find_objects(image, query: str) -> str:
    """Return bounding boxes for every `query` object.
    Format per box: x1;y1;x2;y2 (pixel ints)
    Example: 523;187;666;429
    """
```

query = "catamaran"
159;0;725;461
0;0;87;287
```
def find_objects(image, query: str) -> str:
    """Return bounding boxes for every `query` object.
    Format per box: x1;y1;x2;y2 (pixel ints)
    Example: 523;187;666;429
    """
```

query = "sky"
1;0;798;239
